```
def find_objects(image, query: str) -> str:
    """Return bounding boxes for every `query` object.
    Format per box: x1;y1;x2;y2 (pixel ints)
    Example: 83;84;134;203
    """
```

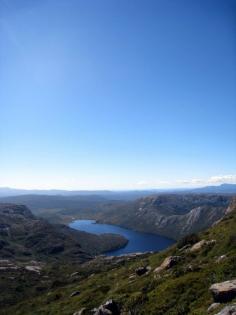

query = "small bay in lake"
69;219;175;256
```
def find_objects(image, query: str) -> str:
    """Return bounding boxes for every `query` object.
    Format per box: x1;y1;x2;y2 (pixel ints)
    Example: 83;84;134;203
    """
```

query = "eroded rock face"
210;280;236;303
94;299;120;315
214;304;236;315
154;256;181;273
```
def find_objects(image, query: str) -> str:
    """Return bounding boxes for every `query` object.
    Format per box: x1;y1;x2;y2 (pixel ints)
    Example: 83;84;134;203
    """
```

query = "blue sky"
0;0;236;189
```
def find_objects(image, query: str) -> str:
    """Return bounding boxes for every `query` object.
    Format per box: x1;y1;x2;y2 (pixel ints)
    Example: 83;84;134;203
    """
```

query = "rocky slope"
0;198;235;314
94;194;231;239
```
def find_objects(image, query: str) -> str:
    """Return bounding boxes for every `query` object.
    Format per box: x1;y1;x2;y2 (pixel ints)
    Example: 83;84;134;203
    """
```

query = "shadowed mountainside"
0;204;128;262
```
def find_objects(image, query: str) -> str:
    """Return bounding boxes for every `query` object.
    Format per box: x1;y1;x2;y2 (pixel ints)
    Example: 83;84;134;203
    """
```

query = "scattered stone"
0;266;19;271
73;308;86;315
189;240;206;252
70;291;80;297
25;265;41;273
94;299;120;315
214;304;236;315
8;276;15;280
179;244;191;252
207;303;220;313
216;255;227;263
0;260;18;271
154;256;181;273
135;266;151;276
0;259;10;264
210;280;236;303
189;240;216;252
185;264;201;273
70;272;79;278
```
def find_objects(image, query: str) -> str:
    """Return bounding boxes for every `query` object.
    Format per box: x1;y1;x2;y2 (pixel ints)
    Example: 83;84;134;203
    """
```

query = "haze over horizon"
1;177;236;192
1;0;236;190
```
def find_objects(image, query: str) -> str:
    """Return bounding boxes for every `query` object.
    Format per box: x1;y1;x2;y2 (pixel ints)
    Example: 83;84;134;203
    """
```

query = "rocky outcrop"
70;291;80;297
135;266;151;276
73;308;86;315
210;280;236;303
216;255;227;263
154;256;181;273
94;299;120;315
226;197;236;214
94;195;231;240
25;265;42;273
214;304;236;315
189;239;216;252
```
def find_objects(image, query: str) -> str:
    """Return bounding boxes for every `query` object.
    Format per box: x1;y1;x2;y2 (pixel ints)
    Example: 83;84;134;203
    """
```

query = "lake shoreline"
69;218;175;241
69;219;175;256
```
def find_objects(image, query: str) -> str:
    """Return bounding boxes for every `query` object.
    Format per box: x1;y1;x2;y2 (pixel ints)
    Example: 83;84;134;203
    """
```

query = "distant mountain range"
0;183;236;198
188;183;236;194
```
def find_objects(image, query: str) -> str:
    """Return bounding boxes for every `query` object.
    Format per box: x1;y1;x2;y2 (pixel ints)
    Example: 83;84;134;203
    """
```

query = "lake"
69;219;175;256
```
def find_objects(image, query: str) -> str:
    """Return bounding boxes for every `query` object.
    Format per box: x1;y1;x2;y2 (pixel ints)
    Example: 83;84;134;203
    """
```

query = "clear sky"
0;0;236;190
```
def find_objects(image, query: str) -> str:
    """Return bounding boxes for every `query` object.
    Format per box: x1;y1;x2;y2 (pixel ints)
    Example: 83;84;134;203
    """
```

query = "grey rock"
210;280;236;303
216;255;227;263
154;256;181;273
207;303;220;312
135;266;151;276
70;291;80;297
94;299;120;315
214;304;236;315
73;308;86;315
70;272;79;277
189;239;216;252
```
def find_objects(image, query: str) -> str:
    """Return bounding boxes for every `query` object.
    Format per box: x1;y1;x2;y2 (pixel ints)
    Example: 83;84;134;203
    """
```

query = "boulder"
25;265;41;273
214;304;236;315
210;280;236;303
73;308;86;315
129;274;136;280
70;272;79;278
70;291;80;297
154;256;181;273
185;264;201;273
94;299;120;315
207;303;220;313
190;240;216;252
135;266;151;276
216;255;227;263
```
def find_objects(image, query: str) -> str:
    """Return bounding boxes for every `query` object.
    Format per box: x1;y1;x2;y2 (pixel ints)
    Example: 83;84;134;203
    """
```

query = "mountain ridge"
92;194;232;239
0;183;236;199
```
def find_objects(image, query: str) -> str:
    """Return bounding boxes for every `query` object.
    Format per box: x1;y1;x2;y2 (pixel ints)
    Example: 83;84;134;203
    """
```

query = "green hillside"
1;199;235;315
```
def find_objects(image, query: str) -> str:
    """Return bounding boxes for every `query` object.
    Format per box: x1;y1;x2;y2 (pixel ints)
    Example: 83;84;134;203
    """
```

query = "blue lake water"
69;219;175;256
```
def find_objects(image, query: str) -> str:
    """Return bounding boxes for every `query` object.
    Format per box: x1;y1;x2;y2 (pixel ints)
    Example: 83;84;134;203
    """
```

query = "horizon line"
0;182;235;192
